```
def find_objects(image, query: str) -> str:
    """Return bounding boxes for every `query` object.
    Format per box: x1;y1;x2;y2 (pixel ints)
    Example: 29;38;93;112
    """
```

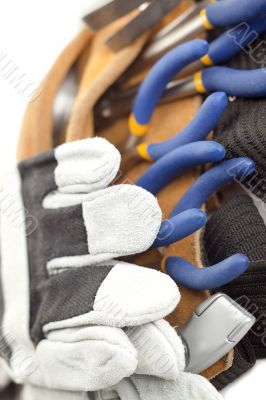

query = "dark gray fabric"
204;30;266;389
31;265;113;344
211;337;256;391
17;150;113;345
212;32;266;202
204;195;266;357
0;384;15;400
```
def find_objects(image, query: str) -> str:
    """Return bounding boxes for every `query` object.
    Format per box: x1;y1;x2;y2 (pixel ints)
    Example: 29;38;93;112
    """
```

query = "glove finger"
32;326;137;392
54;137;121;194
82;184;162;260
37;262;179;339
126;319;185;380
111;373;223;400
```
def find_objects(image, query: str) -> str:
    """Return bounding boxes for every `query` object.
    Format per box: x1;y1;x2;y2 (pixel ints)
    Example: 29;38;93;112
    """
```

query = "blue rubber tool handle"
147;92;228;161
165;254;249;290
202;67;266;97
209;15;266;65
153;209;207;248
171;158;255;217
136;141;225;194
206;0;266;27
132;40;208;126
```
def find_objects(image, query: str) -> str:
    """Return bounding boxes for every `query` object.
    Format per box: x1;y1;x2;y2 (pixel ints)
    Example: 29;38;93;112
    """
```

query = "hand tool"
96;12;266;126
83;0;182;51
163;158;255;290
129;39;209;137
136;140;225;194
134;0;266;68
137;91;228;162
181;14;266;77
106;0;183;51
151;0;209;41
118;91;227;181
83;0;147;31
138;156;255;290
130;40;266;137
138;140;226;250
53;67;77;146
97;64;266;128
170;158;255;217
178;293;256;373
154;208;207;248
116;0;210;83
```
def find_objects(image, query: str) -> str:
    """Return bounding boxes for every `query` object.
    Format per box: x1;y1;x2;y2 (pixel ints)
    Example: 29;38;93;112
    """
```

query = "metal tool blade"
106;0;182;51
118;0;208;83
83;0;148;31
95;76;196;129
151;0;208;41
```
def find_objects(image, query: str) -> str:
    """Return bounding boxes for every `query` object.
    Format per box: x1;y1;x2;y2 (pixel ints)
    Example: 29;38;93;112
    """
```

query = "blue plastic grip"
132;40;208;126
206;0;266;28
153;209;207;248
171;158;255;217
209;15;266;65
147;92;228;161
136;141;225;194
165;254;249;290
202;67;266;97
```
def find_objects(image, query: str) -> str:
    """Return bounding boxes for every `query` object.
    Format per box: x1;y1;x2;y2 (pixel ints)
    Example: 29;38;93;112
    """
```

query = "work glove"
106;373;223;400
0;137;184;392
14;366;223;400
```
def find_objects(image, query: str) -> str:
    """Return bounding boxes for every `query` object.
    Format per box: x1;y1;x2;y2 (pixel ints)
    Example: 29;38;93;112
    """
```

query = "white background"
0;1;265;398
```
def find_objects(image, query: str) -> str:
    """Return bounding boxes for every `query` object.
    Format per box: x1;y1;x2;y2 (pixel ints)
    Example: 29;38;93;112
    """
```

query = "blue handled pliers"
129;44;256;289
130;39;266;137
137;91;228;162
97;14;266;125
162;159;255;290
184;14;266;75
133;91;255;289
145;153;255;290
200;0;266;29
139;0;266;65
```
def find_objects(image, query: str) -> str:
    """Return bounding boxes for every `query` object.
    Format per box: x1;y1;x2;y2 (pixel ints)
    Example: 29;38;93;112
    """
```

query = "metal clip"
178;293;256;374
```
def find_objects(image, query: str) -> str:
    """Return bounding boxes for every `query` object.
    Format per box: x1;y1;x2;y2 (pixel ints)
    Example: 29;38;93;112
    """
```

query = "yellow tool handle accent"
194;71;207;94
129;114;150;137
161;257;167;273
137;143;153;161
200;54;214;67
200;9;214;30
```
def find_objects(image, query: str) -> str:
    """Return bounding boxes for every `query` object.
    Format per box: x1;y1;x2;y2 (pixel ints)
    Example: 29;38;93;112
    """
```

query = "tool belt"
2;0;266;398
16;1;233;384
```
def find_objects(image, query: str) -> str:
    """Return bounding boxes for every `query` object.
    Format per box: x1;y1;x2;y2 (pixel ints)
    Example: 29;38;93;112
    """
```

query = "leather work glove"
0;137;187;392
17;372;223;400
99;372;223;400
